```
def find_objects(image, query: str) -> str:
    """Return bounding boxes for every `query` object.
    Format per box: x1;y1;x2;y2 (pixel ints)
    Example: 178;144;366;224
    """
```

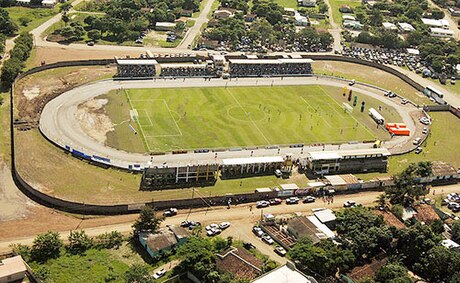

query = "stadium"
12;54;435;210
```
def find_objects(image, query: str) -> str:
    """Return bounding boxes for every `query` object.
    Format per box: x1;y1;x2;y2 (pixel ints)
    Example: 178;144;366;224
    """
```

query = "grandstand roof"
307;148;391;161
222;156;284;165
116;59;158;65
160;63;208;68
278;58;314;63
229;59;282;64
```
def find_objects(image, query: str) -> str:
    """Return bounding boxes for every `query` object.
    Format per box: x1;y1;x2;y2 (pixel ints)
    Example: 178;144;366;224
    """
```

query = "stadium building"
300;148;391;175
228;58;313;77
115;58;158;78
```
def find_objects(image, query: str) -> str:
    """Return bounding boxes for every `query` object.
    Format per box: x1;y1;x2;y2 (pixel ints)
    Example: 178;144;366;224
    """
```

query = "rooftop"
0;256;26;279
325;175;347;186
431;161;458;177
287;216;332;244
251;262;318;283
313;208;337;224
307;148;391;161
116;59;158;65
216;247;264;280
222;156;284;166
414;204;440;224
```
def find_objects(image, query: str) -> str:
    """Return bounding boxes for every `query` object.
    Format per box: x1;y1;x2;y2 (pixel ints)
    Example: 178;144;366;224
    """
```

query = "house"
420;161;460;183
287;216;334;244
398;22;415;32
251;261;318;283
244;14;257;22
422;18;450;29
374;210;405;229
448;7;460;17
155;22;176;31
214;9;233;19
181;9;193;17
342;15;356;22
413;204;440;224
0;256;27;283
216;247;264;281
295;13;310;26
441;239;460;249
284;8;296;16
138;226;190;258
430;27;454;38
298;0;316;7
339;5;353;13
382;22;397;30
15;0;30;6
346;254;388;282
41;0;57;7
343;20;363;30
313;208;337;230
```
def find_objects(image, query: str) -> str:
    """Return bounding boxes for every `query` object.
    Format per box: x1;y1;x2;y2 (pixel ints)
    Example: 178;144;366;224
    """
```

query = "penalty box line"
124;89;152;152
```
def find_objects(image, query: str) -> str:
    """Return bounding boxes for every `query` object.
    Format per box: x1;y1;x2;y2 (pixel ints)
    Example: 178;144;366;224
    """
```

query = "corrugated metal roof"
222;156;284;165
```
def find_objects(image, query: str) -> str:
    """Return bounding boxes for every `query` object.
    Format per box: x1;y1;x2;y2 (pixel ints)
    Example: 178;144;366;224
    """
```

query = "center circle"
227;105;267;122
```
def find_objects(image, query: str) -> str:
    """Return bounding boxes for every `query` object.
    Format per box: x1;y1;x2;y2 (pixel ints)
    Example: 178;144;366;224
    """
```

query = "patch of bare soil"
14;66;116;123
75;98;114;144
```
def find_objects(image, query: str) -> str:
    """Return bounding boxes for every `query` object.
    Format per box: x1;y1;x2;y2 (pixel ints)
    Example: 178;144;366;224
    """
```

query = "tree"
59;2;72;13
430;219;445;234
0;8;18;35
376;263;411;283
431;8;445;20
124;264;154;283
31;231;63;262
10;243;31;262
452;221;460;243
94;231;124;249
87;29;101;41
413;246;460;282
1;57;23;87
375;193;389;210
67;230;93;254
132;207;164;234
318;3;328;14
176;236;217;280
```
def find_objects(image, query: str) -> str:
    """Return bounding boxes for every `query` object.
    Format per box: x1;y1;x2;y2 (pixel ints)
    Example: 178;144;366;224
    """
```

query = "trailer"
368;108;385;124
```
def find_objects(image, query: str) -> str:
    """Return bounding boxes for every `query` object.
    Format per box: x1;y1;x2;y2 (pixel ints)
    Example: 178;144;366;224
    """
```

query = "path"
324;0;343;52
39;76;417;171
178;0;215;49
1;184;459;257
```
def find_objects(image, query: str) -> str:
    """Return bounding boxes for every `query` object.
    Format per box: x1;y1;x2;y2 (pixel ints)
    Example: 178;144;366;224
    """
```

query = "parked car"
349;79;355;86
413;138;421;145
401;98;409;105
415;147;423;154
262;234;274;245
181;220;191;227
163;208;177;217
286;197;300;204
207;228;221;236
343;200;356;208
256;200;270;208
269;198;282;205
388;92;397;98
303;196;316;203
274;169;282;177
153;268;166;279
420;117;431;125
422;127;428;134
205;223;219;231
219;222;231;230
243;242;256;250
274;246;287;256
87;41;94;46
253;226;264;237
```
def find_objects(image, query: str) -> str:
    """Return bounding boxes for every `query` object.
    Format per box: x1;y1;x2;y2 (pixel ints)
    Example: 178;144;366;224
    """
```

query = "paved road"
323;0;342;52
177;0;215;49
39;76;419;170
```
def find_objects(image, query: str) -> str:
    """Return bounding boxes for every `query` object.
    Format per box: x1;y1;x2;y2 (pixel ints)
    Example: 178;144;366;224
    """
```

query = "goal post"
130;109;139;122
343;102;353;113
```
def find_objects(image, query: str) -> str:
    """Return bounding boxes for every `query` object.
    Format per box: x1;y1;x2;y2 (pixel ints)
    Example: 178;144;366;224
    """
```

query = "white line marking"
162;100;183;136
125;89;152;152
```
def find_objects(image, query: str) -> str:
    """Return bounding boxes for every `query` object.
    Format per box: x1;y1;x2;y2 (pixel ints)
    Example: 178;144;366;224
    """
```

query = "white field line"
162;100;183;136
226;89;271;145
125;89;152;152
318;86;376;138
137;109;154;127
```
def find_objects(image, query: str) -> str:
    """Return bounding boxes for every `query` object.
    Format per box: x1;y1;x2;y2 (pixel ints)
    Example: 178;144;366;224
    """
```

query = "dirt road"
177;0;215;49
2;184;459;257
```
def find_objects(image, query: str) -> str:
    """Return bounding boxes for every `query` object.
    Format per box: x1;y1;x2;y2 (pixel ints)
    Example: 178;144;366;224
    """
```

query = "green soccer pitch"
103;85;400;153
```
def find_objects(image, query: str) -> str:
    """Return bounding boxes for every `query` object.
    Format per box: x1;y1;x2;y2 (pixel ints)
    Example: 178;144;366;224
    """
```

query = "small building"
0;256;27;283
313;208;337;230
216;247;264;281
16;0;31;5
398;22;415;32
382;22;397;30
251;261;318;283
138;226;190;258
325;175;348;191
214;9;233;19
422;18;450;29
430;27;454;38
155;22;176;31
441;239;460;249
448;7;460;17
413;204;440;224
301;148;391;175
287;216;334;244
181;9;193;17
406;48;420;55
221;156;285;178
244;14;257;22
295;13;310;26
343;20;363;30
41;0;57;7
345;254;388;282
284;8;296;16
298;0;316;7
342;15;356;22
420;161;460;183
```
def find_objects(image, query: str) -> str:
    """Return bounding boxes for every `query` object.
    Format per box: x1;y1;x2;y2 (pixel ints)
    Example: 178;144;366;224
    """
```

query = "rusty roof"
216;248;263;280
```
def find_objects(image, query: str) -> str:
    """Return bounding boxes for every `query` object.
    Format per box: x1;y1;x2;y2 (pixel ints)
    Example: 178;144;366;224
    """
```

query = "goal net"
343;103;353;113
130;109;139;122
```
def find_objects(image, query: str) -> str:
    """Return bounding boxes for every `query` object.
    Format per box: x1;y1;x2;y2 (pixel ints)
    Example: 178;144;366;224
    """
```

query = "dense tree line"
0;8;17;35
0;32;33;87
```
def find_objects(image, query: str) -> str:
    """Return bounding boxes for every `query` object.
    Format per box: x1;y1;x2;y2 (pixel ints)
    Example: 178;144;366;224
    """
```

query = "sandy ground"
75;98;114;144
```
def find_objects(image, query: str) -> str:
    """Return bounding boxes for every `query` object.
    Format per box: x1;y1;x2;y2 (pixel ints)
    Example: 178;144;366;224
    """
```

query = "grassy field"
328;0;362;24
6;6;57;34
104;85;401;153
313;61;432;105
274;0;298;9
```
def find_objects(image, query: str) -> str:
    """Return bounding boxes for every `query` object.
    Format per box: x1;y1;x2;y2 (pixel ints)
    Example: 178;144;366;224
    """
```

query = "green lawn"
29;244;152;283
6;6;58;34
274;0;298;9
328;0;361;24
106;85;401;153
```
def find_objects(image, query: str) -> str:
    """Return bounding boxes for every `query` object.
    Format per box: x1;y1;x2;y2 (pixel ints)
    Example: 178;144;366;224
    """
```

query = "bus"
424;86;444;98
369;108;385;125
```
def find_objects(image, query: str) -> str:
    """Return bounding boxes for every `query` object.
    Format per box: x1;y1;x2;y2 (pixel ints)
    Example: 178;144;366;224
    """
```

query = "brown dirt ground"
14;66;116;122
29;46;143;68
76;98;114;144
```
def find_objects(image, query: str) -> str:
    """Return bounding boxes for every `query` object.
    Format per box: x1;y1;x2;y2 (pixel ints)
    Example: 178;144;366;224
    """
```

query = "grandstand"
159;63;215;78
115;58;158;78
228;58;313;77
